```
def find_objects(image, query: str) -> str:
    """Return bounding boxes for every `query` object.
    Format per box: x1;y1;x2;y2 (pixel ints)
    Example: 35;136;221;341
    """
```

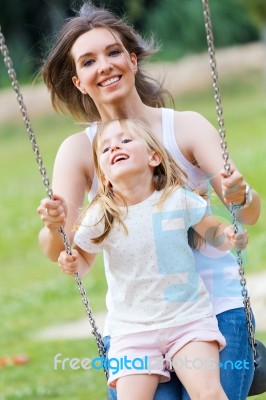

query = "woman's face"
71;28;138;109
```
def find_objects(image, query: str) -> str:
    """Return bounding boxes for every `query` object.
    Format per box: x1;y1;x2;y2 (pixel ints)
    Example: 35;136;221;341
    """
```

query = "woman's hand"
37;194;67;231
58;248;80;276
224;226;248;250
220;169;246;206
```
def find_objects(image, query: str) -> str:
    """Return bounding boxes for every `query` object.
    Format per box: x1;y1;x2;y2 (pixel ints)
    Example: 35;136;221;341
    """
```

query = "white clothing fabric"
160;108;244;314
75;189;215;337
85;109;244;316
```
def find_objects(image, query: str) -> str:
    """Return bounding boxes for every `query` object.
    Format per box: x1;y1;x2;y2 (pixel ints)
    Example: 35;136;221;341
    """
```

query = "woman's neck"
97;92;152;122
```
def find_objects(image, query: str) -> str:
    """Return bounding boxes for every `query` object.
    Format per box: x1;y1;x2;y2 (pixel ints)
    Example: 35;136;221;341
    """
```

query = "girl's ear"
149;151;162;167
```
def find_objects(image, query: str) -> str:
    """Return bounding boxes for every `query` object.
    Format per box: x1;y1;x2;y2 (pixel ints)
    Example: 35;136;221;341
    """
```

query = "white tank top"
85;108;244;315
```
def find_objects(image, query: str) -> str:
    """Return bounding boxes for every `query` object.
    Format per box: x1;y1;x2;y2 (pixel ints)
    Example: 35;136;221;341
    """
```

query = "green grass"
0;70;266;399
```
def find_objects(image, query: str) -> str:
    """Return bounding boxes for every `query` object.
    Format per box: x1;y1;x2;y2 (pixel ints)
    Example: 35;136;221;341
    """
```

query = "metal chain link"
201;0;257;363
0;25;107;376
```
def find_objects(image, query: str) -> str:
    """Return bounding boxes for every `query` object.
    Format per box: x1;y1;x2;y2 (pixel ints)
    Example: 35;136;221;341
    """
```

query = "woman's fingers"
220;169;246;205
37;196;67;229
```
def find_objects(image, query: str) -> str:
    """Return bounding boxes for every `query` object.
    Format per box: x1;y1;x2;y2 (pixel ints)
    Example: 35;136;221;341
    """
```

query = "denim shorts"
104;307;255;400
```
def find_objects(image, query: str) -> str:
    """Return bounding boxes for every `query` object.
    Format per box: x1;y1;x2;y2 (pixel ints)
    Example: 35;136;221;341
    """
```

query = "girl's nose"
111;145;119;152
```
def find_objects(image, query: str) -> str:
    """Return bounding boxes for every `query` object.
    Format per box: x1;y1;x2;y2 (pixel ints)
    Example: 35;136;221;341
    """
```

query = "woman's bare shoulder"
173;109;218;141
59;128;91;151
174;109;213;128
54;127;94;176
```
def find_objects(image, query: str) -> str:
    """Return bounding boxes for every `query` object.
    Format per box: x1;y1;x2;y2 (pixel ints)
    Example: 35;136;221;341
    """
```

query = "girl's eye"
122;139;132;144
102;146;111;154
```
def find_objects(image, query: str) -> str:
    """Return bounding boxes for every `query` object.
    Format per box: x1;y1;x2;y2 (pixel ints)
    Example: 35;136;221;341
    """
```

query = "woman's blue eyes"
109;49;121;57
83;59;94;67
102;139;132;153
83;50;121;67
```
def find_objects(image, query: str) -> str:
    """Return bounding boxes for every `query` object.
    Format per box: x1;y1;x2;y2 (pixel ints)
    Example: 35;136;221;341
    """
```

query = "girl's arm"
174;111;261;225
193;215;248;251
58;247;97;278
37;131;94;261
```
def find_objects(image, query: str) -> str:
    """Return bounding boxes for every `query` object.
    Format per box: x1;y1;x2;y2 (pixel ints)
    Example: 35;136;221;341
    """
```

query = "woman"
37;2;260;399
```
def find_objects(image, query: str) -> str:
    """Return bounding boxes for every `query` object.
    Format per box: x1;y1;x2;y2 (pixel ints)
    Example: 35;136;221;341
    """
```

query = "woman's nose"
98;59;113;74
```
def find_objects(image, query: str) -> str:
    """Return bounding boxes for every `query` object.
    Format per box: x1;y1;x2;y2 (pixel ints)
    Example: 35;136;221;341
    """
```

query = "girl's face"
97;121;159;187
71;28;138;108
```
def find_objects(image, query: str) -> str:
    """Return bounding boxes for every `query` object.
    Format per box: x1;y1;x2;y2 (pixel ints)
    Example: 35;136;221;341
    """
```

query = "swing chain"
0;25;107;373
201;0;257;361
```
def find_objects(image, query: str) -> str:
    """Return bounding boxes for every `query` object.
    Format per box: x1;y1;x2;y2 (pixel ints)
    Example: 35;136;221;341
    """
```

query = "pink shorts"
107;316;226;388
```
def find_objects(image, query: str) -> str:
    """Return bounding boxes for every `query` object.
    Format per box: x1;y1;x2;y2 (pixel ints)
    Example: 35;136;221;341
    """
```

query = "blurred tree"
92;0;159;30
0;0;71;85
144;0;259;60
238;0;266;42
0;0;260;87
237;0;266;81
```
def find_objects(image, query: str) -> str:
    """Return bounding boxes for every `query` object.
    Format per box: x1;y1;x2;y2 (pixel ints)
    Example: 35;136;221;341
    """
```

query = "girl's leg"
172;341;228;400
104;335;182;400
116;374;160;400
181;308;255;400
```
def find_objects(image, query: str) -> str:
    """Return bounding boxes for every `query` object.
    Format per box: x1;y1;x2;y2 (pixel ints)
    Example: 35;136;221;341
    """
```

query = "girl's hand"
224;226;248;250
58;248;80;276
220;169;246;205
37;194;67;231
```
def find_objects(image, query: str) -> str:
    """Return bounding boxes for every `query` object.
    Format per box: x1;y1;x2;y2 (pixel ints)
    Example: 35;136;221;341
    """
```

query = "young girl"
58;119;248;400
38;2;259;398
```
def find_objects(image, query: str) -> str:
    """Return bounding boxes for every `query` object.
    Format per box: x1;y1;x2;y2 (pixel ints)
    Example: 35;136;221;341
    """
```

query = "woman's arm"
174;111;261;225
37;131;94;261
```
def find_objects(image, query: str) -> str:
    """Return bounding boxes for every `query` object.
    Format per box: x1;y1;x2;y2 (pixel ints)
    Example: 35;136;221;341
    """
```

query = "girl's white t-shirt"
85;108;245;318
75;188;215;337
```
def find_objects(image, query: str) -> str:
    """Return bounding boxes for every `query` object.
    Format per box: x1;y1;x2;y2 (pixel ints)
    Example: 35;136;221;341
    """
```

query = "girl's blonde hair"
85;118;189;244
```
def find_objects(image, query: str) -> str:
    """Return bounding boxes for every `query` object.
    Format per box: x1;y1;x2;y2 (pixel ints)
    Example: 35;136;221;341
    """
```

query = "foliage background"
0;0;261;86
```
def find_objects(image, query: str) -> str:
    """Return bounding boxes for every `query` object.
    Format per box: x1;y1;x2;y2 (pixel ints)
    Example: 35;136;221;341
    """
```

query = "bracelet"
232;184;252;210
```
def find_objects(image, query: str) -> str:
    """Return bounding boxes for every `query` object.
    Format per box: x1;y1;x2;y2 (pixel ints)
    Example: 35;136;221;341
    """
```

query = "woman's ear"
149;151;162;167
130;53;138;73
72;76;87;94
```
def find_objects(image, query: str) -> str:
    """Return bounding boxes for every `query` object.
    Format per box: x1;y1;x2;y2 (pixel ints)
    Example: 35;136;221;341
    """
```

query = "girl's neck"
113;180;155;206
